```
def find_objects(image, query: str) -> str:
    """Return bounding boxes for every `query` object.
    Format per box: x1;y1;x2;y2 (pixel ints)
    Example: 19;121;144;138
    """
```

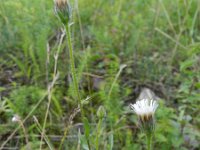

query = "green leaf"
156;133;167;142
83;117;90;140
180;59;195;72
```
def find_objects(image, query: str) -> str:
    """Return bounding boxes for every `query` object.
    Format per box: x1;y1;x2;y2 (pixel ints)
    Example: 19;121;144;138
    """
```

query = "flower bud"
54;0;72;24
97;105;106;119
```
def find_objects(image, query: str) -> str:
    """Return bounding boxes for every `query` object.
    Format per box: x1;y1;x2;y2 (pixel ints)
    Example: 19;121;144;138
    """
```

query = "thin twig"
155;28;187;50
39;31;65;149
59;106;80;149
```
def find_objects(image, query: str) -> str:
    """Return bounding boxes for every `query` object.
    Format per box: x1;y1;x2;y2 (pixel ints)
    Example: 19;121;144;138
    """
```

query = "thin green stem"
95;119;103;150
146;134;152;150
108;64;126;100
59;24;91;150
65;24;81;103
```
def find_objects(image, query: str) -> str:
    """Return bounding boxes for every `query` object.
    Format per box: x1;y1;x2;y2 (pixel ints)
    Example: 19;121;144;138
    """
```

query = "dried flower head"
130;99;158;134
12;114;21;123
54;0;72;24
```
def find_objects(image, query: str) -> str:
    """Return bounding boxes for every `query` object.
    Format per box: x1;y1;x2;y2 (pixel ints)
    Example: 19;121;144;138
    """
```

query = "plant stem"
95;119;103;150
19;121;30;150
65;24;81;103
146;134;152;150
40;30;65;150
63;24;92;150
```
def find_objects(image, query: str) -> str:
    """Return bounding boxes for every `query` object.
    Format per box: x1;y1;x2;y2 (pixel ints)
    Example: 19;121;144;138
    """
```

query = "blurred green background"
0;0;200;149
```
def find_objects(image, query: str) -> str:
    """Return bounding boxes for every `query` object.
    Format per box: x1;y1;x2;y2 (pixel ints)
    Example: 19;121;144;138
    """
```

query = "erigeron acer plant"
130;99;159;150
54;0;80;102
54;1;91;149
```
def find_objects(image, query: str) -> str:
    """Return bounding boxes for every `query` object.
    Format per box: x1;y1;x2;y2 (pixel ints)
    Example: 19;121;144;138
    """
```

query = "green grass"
0;0;200;149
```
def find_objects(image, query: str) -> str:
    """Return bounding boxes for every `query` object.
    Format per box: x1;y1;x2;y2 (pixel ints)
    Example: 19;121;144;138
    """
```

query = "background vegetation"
0;0;200;149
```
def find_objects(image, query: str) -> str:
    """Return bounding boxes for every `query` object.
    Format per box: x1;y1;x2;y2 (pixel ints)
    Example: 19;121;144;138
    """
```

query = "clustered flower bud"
130;99;158;135
54;0;72;24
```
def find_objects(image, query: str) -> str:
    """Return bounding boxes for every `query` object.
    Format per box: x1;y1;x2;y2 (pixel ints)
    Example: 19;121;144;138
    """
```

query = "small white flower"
12;114;21;123
130;99;158;116
130;99;159;134
130;99;158;147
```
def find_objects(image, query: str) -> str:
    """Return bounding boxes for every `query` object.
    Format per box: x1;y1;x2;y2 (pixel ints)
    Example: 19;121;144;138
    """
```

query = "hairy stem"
59;24;92;150
65;24;81;103
146;133;152;150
